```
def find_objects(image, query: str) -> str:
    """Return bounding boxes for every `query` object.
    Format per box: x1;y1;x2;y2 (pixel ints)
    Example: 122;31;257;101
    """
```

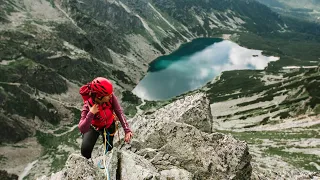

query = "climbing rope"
103;128;111;180
98;119;120;180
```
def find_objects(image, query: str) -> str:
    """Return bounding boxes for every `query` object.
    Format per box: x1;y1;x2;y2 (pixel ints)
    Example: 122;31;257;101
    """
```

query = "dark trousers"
81;122;116;159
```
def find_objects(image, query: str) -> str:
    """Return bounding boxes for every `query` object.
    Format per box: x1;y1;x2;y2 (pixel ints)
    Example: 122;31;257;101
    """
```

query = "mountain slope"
204;67;320;174
30;93;253;180
150;0;285;34
256;0;320;23
0;0;291;144
0;0;319;179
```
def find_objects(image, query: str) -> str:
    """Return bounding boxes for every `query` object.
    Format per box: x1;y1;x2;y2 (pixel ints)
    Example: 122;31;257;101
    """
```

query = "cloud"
227;41;280;69
133;40;280;100
199;68;210;78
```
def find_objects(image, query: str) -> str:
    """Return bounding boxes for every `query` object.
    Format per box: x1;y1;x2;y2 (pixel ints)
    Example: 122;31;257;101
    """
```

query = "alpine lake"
133;38;279;101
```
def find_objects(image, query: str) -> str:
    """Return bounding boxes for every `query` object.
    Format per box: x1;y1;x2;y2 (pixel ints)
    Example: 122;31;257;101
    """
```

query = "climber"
78;77;133;159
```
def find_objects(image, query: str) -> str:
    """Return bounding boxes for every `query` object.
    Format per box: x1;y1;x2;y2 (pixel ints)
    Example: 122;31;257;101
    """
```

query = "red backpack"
79;83;91;103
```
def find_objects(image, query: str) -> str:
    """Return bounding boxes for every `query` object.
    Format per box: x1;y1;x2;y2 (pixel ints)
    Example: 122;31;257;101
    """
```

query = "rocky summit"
38;92;252;180
36;91;320;180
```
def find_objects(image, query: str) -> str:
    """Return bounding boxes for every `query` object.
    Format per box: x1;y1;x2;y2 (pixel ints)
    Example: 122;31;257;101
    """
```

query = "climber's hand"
124;132;133;143
89;104;99;114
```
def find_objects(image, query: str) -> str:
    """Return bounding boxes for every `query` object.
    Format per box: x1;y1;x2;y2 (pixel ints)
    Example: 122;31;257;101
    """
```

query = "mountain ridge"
0;0;293;144
0;0;319;179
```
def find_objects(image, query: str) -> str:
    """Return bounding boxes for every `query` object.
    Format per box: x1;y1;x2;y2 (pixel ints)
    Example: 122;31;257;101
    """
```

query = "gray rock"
160;168;192;180
119;150;160;179
65;154;98;180
130;93;252;179
41;93;252;180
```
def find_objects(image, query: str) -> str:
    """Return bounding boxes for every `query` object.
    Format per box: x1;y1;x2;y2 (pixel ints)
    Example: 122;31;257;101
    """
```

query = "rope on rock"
99;120;120;180
103;128;111;180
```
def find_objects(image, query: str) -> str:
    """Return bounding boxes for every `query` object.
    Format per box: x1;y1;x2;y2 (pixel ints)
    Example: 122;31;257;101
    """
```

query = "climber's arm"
112;95;131;133
78;102;95;134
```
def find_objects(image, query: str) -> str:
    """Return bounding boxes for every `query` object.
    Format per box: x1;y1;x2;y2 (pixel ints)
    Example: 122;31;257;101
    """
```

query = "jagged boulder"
37;154;103;180
40;93;251;179
117;150;160;179
65;154;98;179
129;92;252;179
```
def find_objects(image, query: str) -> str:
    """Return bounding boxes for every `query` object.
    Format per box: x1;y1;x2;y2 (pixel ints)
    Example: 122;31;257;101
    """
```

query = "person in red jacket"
78;77;133;159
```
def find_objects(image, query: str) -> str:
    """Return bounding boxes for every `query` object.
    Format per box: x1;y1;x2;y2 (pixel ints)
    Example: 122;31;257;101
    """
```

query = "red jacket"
78;95;131;134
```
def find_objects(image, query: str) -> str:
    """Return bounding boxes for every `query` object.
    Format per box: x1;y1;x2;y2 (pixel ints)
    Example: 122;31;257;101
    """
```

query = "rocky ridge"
0;0;290;176
36;91;320;180
1;0;319;179
37;92;252;180
0;0;266;145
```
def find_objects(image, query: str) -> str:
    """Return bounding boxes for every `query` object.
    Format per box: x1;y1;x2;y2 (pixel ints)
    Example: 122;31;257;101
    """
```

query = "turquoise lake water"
132;38;279;101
